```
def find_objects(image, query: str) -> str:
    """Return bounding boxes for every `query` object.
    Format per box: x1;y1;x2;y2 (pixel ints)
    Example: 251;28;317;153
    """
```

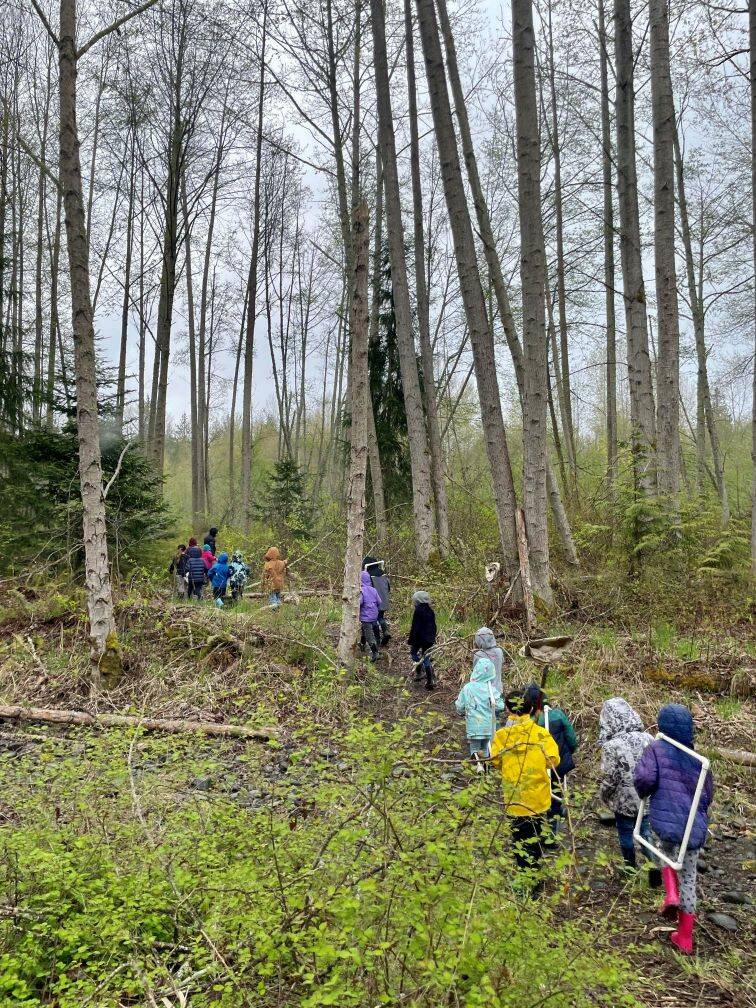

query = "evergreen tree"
259;455;313;539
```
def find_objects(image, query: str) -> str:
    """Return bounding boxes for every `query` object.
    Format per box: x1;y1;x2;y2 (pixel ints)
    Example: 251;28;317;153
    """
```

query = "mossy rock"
99;631;123;689
729;668;754;700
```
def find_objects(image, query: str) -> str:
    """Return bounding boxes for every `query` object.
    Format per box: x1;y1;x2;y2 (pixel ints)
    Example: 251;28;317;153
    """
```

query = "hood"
187;545;201;556
231;551;244;563
471;656;495;683
188;537;197;547
599;698;645;744
658;703;694;747
363;555;378;569
524;683;544;711
208;527;218;536
265;547;281;561
412;591;430;606
217;552;228;564
360;570;373;588
202;547;214;556
474;626;497;650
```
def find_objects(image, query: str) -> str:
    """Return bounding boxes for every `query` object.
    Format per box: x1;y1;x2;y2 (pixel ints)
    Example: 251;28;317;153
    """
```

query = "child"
204;527;218;555
228;552;250;603
598;698;660;886
364;557;391;645
407;591;437;690
454;656;504;767
473;627;507;694
169;544;188;599
202;544;215;571
359;571;382;661
262;546;287;609
490;689;559;886
524;684;577;839
184;538;207;601
634;703;714;955
208;552;231;606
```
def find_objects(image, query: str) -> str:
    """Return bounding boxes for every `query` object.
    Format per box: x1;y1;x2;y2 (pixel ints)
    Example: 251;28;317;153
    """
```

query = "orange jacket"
263;546;287;591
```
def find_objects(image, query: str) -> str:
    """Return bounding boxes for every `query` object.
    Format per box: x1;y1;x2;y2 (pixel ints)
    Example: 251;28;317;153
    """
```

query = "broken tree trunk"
515;507;536;632
0;705;277;741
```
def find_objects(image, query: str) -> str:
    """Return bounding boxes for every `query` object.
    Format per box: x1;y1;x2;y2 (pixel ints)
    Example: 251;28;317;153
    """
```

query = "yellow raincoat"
490;714;560;816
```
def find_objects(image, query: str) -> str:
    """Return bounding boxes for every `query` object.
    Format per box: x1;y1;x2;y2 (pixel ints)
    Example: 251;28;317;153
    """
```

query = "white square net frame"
633;731;710;871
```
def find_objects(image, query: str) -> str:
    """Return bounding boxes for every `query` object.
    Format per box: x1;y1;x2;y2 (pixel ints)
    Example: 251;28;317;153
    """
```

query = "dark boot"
620;846;637;869
648;867;662;889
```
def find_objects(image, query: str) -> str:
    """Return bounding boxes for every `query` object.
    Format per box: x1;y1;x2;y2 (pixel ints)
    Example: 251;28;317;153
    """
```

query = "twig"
103;441;136;499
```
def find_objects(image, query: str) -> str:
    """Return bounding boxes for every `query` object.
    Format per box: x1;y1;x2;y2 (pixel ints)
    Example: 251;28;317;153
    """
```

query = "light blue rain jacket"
454;657;504;740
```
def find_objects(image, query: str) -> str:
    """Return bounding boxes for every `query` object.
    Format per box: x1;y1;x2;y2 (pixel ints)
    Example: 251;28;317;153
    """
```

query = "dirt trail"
369;636;755;1008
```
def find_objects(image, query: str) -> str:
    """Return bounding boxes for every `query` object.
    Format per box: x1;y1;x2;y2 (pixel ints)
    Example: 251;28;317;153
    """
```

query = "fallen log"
707;747;756;770
0;705;277;741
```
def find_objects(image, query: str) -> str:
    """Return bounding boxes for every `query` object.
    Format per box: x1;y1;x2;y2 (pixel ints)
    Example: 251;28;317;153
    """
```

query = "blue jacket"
185;546;207;584
455;657;504;740
208;553;231;590
634;704;714;850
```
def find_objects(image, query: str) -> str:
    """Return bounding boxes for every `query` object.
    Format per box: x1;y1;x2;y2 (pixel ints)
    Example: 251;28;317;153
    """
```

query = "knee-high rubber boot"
670;911;695;955
660;866;680;919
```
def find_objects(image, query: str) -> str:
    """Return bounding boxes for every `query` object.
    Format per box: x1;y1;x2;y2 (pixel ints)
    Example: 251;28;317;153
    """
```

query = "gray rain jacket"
472;627;506;694
598;698;654;816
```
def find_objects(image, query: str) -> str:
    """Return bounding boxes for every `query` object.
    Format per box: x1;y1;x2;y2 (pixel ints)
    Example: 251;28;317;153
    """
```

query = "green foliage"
258;456;313;540
0;423;173;573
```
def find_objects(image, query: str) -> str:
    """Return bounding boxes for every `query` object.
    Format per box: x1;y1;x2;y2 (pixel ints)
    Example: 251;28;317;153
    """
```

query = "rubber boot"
670;911;695;955
660;866;680;919
620;846;637;869
648;867;662;889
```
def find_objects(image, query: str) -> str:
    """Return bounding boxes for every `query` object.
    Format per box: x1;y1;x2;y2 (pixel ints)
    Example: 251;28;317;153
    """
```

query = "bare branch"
103;442;136;499
77;0;160;59
28;0;59;46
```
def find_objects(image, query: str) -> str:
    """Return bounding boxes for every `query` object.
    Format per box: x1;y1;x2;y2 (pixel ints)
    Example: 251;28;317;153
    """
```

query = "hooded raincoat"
202;548;215;571
407;592;436;651
263;547;287;591
472;627;506;694
455;657;504;740
634;704;713;849
490;714;559;816
208;553;231;590
598;698;654;815
359;570;381;623
185;545;207;585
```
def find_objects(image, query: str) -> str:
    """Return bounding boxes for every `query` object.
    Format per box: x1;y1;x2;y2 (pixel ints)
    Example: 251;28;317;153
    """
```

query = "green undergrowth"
0;719;638;1008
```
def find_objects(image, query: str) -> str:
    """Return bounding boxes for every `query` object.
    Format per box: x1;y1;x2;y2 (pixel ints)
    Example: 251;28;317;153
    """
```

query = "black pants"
377;611;389;641
510;815;546;872
213;585;226;601
188;580;204;600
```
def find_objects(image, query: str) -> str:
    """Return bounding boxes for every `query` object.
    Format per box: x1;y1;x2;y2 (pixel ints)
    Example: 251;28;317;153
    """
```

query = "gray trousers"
361;621;379;655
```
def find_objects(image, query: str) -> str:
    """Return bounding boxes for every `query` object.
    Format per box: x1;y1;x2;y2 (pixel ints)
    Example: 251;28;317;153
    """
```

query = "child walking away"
524;684;577;840
184;538;207;601
359;571;382;661
473;627;507;694
364;557;391;644
407;591;437;689
262;547;287;609
169;544;188;599
203;527;218;556
455;656;504;768
634;703;714;956
490;689;559;892
598;698;660;886
228;552;250;602
202;544;215;571
208;552;231;607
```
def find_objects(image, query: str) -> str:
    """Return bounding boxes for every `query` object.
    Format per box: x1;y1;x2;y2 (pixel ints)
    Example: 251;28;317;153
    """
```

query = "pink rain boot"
660;866;680;919
670;911;695;955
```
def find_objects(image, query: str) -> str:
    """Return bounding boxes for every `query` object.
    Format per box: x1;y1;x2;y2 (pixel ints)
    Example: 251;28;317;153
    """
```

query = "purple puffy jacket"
633;704;714;850
359;571;381;622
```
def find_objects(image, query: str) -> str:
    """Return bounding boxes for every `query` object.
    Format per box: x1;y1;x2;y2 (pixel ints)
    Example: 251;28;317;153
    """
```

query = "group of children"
455;635;713;954
169;527;289;609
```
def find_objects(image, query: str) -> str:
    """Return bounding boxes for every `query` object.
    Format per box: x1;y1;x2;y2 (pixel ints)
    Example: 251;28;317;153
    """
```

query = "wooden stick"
0;705;277;741
515;508;536;632
706;746;756;769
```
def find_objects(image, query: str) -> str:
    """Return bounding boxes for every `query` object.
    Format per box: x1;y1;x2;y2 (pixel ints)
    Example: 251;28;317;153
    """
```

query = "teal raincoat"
454;657;504;740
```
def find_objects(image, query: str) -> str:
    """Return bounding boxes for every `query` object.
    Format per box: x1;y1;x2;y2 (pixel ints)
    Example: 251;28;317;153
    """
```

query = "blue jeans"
269;591;281;608
468;737;490;757
410;647;433;685
615;812;655;865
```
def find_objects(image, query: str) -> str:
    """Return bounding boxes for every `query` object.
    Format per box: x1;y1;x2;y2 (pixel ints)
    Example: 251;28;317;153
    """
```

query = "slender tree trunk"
241;2;267;528
58;0;116;681
405;0;449;556
512;0;552;605
673;128;729;525
415;0;520;584
33;87;50;424
137;173;146;441
115;131;135;434
649;0;681;504
45;185;63;425
750;0;755;579
337;200;370;667
614;0;657;496
598;0;617;495
435;0;576;564
181;177;202;522
370;0;435;563
229;284;247;512
367;154;388;542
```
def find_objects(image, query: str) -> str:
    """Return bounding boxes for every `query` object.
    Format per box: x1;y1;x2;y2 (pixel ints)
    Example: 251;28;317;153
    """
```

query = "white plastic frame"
633;731;710;870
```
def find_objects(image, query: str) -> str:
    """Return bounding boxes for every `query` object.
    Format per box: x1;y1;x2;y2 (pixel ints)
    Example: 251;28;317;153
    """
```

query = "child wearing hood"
169;544;188;599
363;557;391;644
598;698;660;886
634;703;714;956
208;553;231;606
455;656;504;766
228;552;250;602
202;545;215;571
262;547;287;609
407;591;437;689
184;538;207;601
472;627;508;695
359;571;382;661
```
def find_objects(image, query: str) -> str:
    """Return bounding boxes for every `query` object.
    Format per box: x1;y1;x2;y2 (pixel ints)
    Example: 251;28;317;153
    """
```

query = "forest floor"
0;574;753;1007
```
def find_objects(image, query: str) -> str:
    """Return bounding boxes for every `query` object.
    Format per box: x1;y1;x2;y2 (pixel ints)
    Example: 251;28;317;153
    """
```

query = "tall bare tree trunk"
337;200;370;667
370;0;435;563
405;0;449;556
45;186;63;425
614;0;657;496
115;130;135;434
512;0;552;605
598;0;617;495
181;177;202;522
415;0;520;584
673;129;728;525
367;154;388;543
750;0;756;579
33;80;50;424
649;0;681;504
435;0;576;565
58;0;117;682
